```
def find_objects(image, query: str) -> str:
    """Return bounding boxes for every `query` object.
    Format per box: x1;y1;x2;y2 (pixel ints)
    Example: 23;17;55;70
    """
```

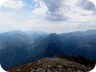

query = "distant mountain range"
0;30;96;70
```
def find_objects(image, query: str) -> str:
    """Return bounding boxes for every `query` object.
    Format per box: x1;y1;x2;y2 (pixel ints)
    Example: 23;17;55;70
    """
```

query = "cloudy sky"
0;0;96;33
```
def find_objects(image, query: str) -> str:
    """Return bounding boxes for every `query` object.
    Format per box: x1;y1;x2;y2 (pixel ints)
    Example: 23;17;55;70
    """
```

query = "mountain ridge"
0;30;96;70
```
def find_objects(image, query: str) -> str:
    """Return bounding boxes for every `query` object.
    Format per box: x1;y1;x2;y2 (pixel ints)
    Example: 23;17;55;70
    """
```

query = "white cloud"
89;0;96;6
0;0;8;7
0;0;96;33
41;0;96;22
0;12;19;32
32;1;47;16
0;12;9;24
59;0;94;22
2;0;24;9
0;11;96;33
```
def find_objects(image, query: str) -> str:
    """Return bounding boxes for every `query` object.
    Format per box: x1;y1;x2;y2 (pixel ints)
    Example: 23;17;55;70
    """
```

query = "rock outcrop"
8;57;93;72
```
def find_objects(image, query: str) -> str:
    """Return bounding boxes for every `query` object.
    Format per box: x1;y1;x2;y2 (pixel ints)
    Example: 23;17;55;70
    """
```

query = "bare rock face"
8;57;93;72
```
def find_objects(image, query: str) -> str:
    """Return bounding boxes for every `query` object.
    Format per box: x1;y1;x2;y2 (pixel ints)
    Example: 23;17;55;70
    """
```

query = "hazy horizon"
0;29;96;35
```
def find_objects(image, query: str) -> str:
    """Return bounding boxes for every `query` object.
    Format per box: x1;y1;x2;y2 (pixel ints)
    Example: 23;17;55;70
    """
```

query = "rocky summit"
8;57;93;72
